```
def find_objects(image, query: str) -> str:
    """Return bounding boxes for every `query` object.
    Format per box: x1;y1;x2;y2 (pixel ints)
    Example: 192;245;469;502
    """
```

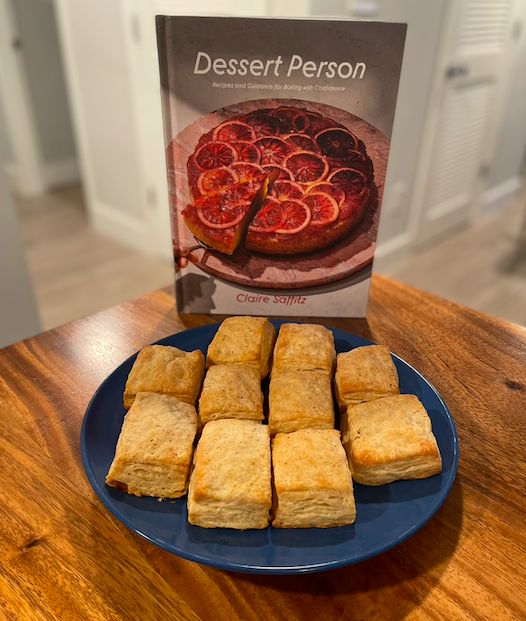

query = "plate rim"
80;321;459;575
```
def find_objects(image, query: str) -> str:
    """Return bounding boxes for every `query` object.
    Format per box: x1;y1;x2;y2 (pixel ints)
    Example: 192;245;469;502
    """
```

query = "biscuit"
206;317;276;379
187;419;272;529
269;370;334;435
198;364;264;425
273;323;336;376
334;345;399;411
123;345;205;409
106;392;198;498
272;429;356;528
341;394;442;486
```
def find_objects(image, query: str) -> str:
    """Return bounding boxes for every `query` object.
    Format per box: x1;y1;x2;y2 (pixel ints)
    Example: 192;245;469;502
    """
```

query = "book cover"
156;16;406;316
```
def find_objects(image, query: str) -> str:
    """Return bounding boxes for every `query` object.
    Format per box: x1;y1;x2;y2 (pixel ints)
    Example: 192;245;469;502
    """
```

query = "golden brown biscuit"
206;316;276;379
123;345;205;409
106;392;198;498
269;370;334;435
273;323;336;376
272;429;356;528
198;364;264;425
341;394;442;486
334;345;399;412
187;419;272;529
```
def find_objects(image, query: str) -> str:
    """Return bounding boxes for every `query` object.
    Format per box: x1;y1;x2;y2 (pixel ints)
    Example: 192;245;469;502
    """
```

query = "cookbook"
156;16;406;316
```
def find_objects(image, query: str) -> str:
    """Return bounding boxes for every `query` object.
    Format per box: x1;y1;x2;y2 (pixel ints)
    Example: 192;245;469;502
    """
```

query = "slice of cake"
182;171;269;255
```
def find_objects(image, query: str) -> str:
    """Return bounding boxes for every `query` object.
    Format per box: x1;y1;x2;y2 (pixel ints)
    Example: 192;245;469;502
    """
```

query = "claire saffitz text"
194;52;366;80
237;294;307;307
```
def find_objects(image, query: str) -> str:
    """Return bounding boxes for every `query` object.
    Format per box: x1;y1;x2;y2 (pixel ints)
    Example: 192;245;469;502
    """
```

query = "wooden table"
1;275;525;621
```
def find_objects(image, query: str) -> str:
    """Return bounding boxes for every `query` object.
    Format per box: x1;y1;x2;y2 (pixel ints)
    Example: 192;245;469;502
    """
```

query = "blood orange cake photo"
181;105;374;256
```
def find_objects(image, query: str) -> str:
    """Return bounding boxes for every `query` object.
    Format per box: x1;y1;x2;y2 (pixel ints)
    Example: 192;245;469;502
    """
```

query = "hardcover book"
156;16;406;316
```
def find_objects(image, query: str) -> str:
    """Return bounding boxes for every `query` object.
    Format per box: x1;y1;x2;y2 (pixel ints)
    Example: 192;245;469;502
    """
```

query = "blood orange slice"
253;137;293;165
328;168;368;195
197;167;239;195
249;197;286;233
315;128;358;160
230;162;263;184
213;120;255;143
306;112;337;135
196;195;248;230
284;151;329;185
194;141;237;171
262;165;291;181
231;141;261;164
283;133;321;153
271;179;304;201
303;192;339;226
222;184;258;203
275;199;312;234
307;182;345;206
245;111;280;137
272;107;310;134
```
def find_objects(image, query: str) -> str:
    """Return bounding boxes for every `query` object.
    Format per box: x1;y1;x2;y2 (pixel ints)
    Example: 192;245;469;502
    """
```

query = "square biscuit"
334;345;399;412
188;419;272;529
272;429;356;528
198;364;264;425
106;392;198;498
123;345;205;409
273;323;336;376
206;317;276;379
341;394;442;486
269;370;335;435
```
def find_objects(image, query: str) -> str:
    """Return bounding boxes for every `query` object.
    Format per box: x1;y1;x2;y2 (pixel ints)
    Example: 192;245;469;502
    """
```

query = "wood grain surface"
1;275;525;621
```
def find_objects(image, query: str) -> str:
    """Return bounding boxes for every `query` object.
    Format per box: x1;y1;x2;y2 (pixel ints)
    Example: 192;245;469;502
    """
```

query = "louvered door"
418;0;518;243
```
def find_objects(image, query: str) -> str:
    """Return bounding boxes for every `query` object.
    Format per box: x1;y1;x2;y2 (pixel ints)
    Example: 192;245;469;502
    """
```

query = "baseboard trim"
90;201;147;253
43;157;80;188
481;176;522;217
373;232;414;273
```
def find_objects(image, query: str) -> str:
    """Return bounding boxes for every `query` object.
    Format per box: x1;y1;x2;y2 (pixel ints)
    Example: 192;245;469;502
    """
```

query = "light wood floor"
15;186;174;331
14;185;526;331
381;192;526;327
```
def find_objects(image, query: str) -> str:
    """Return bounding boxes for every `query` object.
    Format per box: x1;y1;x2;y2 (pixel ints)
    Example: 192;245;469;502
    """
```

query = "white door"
416;0;524;244
121;0;269;261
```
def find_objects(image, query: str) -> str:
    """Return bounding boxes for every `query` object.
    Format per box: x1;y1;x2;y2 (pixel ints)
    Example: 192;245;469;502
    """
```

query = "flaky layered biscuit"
341;394;442;486
187;419;271;529
269;369;334;435
272;429;356;528
273;323;336;376
206;317;276;379
198;364;263;425
106;392;198;498
123;345;205;409
334;345;399;412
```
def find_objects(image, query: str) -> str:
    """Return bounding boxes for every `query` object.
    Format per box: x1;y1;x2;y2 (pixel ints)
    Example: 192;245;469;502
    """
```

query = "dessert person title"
194;52;367;80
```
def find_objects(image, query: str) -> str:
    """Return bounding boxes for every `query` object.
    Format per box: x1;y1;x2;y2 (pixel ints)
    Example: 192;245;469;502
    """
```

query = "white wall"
54;0;148;251
0;93;41;347
12;0;77;164
483;30;526;215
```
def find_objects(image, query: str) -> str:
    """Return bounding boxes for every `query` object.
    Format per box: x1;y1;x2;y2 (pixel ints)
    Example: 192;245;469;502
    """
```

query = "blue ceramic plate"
81;321;458;575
